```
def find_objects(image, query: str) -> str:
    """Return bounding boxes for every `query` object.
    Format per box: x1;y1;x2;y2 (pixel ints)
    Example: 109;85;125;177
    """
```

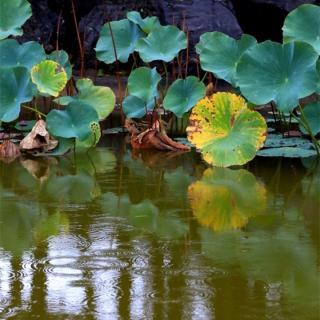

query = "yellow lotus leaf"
187;92;267;167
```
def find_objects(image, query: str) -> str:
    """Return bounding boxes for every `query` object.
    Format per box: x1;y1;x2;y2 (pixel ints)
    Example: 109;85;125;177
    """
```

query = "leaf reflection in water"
189;167;267;231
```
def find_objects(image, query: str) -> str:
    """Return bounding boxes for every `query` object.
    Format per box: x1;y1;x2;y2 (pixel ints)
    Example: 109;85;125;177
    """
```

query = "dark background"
19;0;320;68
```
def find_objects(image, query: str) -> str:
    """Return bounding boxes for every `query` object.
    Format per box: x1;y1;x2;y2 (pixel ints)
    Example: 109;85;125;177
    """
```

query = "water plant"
195;3;320;157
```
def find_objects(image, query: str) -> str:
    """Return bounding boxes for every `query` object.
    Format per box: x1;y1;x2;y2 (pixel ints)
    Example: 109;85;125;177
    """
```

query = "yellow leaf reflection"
189;168;266;231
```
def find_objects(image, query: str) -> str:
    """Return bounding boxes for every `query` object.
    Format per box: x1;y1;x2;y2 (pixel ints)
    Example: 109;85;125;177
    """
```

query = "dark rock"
243;0;319;11
18;0;58;51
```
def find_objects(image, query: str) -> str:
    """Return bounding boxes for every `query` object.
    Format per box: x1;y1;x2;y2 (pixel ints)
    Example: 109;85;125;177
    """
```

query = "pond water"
0;136;319;320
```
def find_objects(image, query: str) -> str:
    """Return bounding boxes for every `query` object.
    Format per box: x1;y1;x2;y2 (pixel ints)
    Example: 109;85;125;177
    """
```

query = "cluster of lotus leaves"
196;4;320;112
96;14;187;64
0;0;31;40
189;167;266;231
187;92;267;167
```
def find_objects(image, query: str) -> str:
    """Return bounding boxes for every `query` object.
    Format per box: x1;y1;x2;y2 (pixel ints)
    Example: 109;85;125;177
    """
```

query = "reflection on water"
0;138;319;320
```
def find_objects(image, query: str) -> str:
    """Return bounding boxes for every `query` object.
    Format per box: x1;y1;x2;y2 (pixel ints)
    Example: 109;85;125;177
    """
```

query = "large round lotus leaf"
136;25;187;62
123;95;154;118
187;92;267;167
163;76;205;117
189;168;266;231
0;39;46;70
31;60;68;97
55;78;115;120
0;0;31;40
236;41;319;113
128;67;161;103
47;50;72;79
47;101;99;140
127;11;161;33
0;66;35;122
282;4;320;54
196;32;257;86
299;102;320;135
95;19;143;64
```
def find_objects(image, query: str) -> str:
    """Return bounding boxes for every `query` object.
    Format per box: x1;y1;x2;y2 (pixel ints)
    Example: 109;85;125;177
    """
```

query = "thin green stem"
163;61;169;94
22;105;46;118
201;71;208;83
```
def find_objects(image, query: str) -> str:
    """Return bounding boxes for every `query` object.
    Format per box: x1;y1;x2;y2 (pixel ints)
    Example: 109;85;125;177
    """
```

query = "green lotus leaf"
95;19;143;64
0;66;35;122
136;25;187;62
47;101;99;140
0;0;31;40
189;167;266;231
257;147;317;158
31;60;68;97
127;11;161;33
187;92;267;167
196;32;257;86
47;50;72;79
236;41;319;113
283;4;320;54
299;102;320;135
55;78;115;120
128;67;161;103
123;95;154;118
163;76;206;117
0;39;46;70
76;122;101;150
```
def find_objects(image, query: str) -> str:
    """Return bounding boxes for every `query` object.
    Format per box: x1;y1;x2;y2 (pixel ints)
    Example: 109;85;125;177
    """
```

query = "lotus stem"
108;20;125;124
55;9;63;51
22;105;46;118
201;72;208;83
71;0;85;77
163;61;169;94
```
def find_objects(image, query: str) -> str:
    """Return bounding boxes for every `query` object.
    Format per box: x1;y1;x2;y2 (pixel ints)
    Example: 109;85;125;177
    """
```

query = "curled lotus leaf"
0;0;32;40
31;60;68;97
163;76;206;117
0;66;35;122
282;4;320;54
189;167;266;232
0;39;46;70
299;102;320;136
47;50;72;79
46;101;99;141
187;92;267;167
55;78;115;120
127;11;161;34
196;32;257;86
236;41;319;113
95;19;143;64
136;25;187;62
76;122;102;150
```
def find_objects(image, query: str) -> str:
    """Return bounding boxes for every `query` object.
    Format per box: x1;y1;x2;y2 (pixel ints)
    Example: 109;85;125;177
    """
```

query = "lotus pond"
0;136;319;320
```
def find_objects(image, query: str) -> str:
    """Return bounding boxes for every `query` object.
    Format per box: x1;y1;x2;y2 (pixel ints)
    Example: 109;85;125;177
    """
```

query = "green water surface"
0;137;319;320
